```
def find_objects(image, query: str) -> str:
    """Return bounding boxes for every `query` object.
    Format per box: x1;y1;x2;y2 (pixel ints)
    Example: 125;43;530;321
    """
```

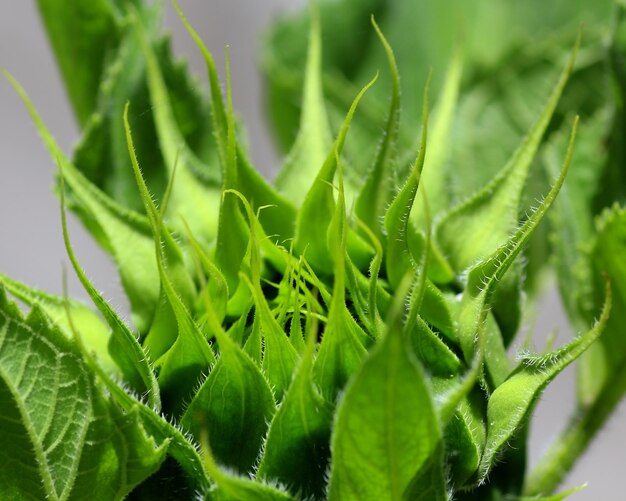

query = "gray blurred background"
0;1;624;498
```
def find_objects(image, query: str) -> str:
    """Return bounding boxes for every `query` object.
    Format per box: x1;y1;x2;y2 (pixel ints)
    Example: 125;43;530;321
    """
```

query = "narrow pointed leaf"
356;16;401;239
275;2;332;203
59;175;160;409
5;71;161;334
478;282;611;481
437;42;577;272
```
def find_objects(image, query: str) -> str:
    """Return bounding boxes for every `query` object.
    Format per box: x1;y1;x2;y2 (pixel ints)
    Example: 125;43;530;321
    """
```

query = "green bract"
1;0;623;499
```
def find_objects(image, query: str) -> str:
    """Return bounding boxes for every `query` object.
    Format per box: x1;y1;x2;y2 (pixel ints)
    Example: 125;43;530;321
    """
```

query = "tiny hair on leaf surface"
2;0;625;499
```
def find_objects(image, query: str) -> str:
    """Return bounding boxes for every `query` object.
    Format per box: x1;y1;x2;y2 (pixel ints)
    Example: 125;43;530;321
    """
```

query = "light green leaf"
479;283;611;481
257;324;334;499
355;16;401;240
0;289;166;500
294;73;378;272
328;277;441;500
0;274;115;373
437;40;577;272
5;70;161;334
35;0;124;125
456;117;578;372
125;106;214;415
274;1;332;204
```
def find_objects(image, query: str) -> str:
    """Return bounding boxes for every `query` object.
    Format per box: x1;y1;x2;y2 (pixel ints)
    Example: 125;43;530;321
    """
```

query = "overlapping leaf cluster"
0;0;621;499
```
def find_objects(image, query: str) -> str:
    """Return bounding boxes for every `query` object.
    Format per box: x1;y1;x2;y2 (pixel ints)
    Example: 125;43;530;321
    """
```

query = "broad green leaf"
274;2;332;204
35;0;125;125
478;283;611;481
257;325;334;499
5;70;161;334
0;274;115;373
0;290;166;500
328;277;441;501
181;261;275;474
0;291;91;500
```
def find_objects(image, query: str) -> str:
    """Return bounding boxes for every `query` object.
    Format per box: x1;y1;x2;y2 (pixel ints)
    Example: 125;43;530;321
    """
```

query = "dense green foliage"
1;0;625;499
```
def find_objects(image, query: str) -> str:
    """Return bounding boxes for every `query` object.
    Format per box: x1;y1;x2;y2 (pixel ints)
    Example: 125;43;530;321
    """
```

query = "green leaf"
355;16;401;240
328;277;441;500
181;260;275;474
124;105;214;414
294;73;378;272
35;0;124;125
313;165;368;400
456;117;579;373
0;274;115;373
257;325;334;499
4;70;161;334
59;174;160;410
0;290;167;500
478;282;611;481
437;40;576;272
274;2;332;204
